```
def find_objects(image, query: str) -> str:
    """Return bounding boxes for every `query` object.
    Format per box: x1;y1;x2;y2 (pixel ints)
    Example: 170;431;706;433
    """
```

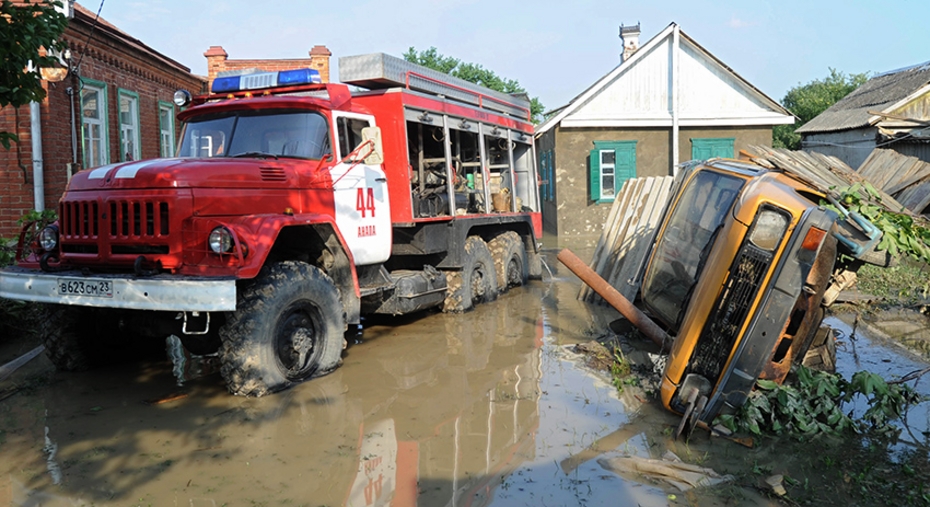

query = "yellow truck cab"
640;158;839;427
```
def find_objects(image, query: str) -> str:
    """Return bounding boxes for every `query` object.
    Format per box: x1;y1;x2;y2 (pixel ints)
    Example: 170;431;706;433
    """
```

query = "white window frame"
118;88;141;161
599;149;617;201
80;78;109;168
158;101;176;158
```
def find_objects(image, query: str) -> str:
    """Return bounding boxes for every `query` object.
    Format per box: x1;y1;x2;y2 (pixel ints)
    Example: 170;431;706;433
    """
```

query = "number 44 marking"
356;187;376;218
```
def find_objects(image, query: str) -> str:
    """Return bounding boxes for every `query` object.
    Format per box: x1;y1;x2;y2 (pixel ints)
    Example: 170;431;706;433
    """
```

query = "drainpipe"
27;62;45;212
671;24;680;176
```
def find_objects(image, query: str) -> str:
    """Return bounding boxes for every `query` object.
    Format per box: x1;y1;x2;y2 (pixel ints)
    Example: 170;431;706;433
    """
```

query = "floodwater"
0;250;928;506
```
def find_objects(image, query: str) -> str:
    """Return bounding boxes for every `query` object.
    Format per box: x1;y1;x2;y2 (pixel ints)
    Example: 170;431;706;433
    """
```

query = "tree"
403;47;545;123
0;0;68;149
774;68;870;150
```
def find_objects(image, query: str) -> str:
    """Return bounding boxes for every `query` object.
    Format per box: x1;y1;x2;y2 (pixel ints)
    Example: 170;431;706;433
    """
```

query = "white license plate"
57;278;114;298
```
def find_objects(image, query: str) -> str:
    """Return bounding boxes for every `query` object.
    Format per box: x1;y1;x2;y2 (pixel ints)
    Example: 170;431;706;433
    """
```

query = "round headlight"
38;225;59;251
749;209;789;251
208;227;234;253
173;89;192;107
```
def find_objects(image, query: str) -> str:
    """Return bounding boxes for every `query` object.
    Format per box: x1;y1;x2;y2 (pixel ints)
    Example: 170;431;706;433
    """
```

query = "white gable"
538;24;792;133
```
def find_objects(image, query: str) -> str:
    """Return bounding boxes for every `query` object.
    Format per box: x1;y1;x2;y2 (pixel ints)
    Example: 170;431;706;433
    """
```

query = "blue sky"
96;0;927;112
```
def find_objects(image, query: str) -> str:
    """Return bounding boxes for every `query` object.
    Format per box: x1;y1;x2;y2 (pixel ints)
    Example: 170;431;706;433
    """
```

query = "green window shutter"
691;138;735;160
591;141;637;203
589;148;601;201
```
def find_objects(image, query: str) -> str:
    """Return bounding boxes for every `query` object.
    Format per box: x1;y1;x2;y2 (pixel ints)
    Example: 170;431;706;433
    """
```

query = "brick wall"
203;45;332;90
0;5;205;238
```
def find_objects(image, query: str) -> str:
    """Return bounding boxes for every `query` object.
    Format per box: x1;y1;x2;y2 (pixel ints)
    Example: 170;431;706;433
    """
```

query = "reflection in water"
1;251;852;506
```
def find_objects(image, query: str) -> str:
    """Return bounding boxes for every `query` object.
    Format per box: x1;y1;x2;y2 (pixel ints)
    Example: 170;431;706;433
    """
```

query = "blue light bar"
210;68;322;94
211;76;241;94
278;68;322;85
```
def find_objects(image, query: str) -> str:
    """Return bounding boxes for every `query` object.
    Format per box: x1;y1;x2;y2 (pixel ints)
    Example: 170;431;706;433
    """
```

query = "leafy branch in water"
715;365;924;439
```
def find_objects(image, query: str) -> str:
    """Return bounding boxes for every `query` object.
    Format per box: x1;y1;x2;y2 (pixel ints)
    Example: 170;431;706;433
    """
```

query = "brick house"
203;45;332;90
0;1;205;237
535;23;792;247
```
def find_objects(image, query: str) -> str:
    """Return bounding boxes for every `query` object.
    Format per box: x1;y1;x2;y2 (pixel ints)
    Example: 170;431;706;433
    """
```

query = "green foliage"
829;184;930;294
0;1;69;149
2;209;58;266
716;365;923;439
403;46;545;123
610;347;632;392
773;68;870;150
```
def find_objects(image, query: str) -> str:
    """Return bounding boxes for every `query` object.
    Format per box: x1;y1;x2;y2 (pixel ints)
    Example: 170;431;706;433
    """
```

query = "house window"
691;137;734;160
589;141;636;203
80;78;108;168
118;89;141;161
158;101;176;157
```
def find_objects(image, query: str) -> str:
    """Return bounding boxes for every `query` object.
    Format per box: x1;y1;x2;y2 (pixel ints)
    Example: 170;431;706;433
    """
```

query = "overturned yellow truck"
577;148;892;436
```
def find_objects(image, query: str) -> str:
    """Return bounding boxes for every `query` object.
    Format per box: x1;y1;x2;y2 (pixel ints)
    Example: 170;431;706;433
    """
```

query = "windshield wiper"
231;151;279;160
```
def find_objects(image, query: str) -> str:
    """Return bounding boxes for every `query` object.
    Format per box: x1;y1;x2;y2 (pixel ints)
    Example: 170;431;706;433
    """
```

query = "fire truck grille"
688;243;772;387
60;200;99;238
109;201;170;238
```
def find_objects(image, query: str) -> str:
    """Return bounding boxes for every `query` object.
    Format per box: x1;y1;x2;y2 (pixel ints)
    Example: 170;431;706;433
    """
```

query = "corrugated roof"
796;62;930;134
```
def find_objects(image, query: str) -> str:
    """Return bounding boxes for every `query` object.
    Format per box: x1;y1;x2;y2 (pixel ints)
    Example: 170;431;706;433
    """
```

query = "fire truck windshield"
177;110;331;160
641;169;745;330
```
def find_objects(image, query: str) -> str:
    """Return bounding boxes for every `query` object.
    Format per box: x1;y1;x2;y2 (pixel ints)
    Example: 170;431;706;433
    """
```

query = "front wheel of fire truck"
443;236;499;312
218;261;346;397
489;231;528;291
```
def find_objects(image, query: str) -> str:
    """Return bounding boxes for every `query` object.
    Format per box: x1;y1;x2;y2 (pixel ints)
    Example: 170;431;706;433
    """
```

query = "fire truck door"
331;113;392;266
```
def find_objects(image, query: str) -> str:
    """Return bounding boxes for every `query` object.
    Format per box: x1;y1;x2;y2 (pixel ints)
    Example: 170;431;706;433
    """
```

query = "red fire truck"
0;53;543;396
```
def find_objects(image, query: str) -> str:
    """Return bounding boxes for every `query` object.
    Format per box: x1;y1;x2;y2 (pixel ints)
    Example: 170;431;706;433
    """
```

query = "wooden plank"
580;177;630;300
605;176;674;301
596;178;652;300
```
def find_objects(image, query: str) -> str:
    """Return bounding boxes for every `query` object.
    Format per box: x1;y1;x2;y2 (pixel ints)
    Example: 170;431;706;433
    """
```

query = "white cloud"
728;16;757;29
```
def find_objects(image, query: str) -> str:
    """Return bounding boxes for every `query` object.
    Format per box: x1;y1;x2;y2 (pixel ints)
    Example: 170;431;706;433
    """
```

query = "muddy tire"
489;231;528;292
219;261;346;397
42;305;147;370
443;236;498;312
43;305;95;371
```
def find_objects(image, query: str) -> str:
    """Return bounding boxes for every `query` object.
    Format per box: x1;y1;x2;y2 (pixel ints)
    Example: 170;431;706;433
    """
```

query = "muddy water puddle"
1;252;928;506
0;255;742;506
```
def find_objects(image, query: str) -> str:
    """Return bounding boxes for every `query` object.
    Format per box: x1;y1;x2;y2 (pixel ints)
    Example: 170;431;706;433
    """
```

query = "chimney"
309;45;332;83
619;23;641;62
204;46;228;86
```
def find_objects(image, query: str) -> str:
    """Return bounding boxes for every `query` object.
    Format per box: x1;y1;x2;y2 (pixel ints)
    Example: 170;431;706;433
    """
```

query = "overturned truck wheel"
219;261;346;397
443;236;499;312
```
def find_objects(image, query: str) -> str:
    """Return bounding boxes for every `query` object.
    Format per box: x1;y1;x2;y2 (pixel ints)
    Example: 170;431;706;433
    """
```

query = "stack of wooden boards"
857;148;930;214
578;176;674;303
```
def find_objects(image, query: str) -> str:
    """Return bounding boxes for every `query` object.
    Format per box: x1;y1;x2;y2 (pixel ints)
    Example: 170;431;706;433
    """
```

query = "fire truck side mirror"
361;127;384;166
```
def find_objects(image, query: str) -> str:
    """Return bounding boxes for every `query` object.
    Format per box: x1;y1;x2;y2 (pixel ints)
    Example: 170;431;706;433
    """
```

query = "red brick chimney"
203;46;228;84
309;45;332;83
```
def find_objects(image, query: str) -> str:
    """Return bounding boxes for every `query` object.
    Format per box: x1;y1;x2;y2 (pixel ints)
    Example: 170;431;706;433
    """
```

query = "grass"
854;259;930;307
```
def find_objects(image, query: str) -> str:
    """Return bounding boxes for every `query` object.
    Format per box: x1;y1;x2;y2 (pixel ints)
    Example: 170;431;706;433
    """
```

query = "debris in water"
0;345;45;382
598;450;734;491
145;392;189;405
765;474;787;496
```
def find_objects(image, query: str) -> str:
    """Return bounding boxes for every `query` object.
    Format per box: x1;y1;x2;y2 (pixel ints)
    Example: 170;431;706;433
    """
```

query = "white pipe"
671;25;680;176
30;100;45;212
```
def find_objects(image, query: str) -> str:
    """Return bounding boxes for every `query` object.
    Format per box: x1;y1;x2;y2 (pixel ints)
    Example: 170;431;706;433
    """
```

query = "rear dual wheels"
219;261;345;397
443;236;498;312
489;231;528;291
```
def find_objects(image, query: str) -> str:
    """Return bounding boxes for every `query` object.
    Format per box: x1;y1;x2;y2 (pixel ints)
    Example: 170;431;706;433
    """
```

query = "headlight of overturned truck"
748;208;789;251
